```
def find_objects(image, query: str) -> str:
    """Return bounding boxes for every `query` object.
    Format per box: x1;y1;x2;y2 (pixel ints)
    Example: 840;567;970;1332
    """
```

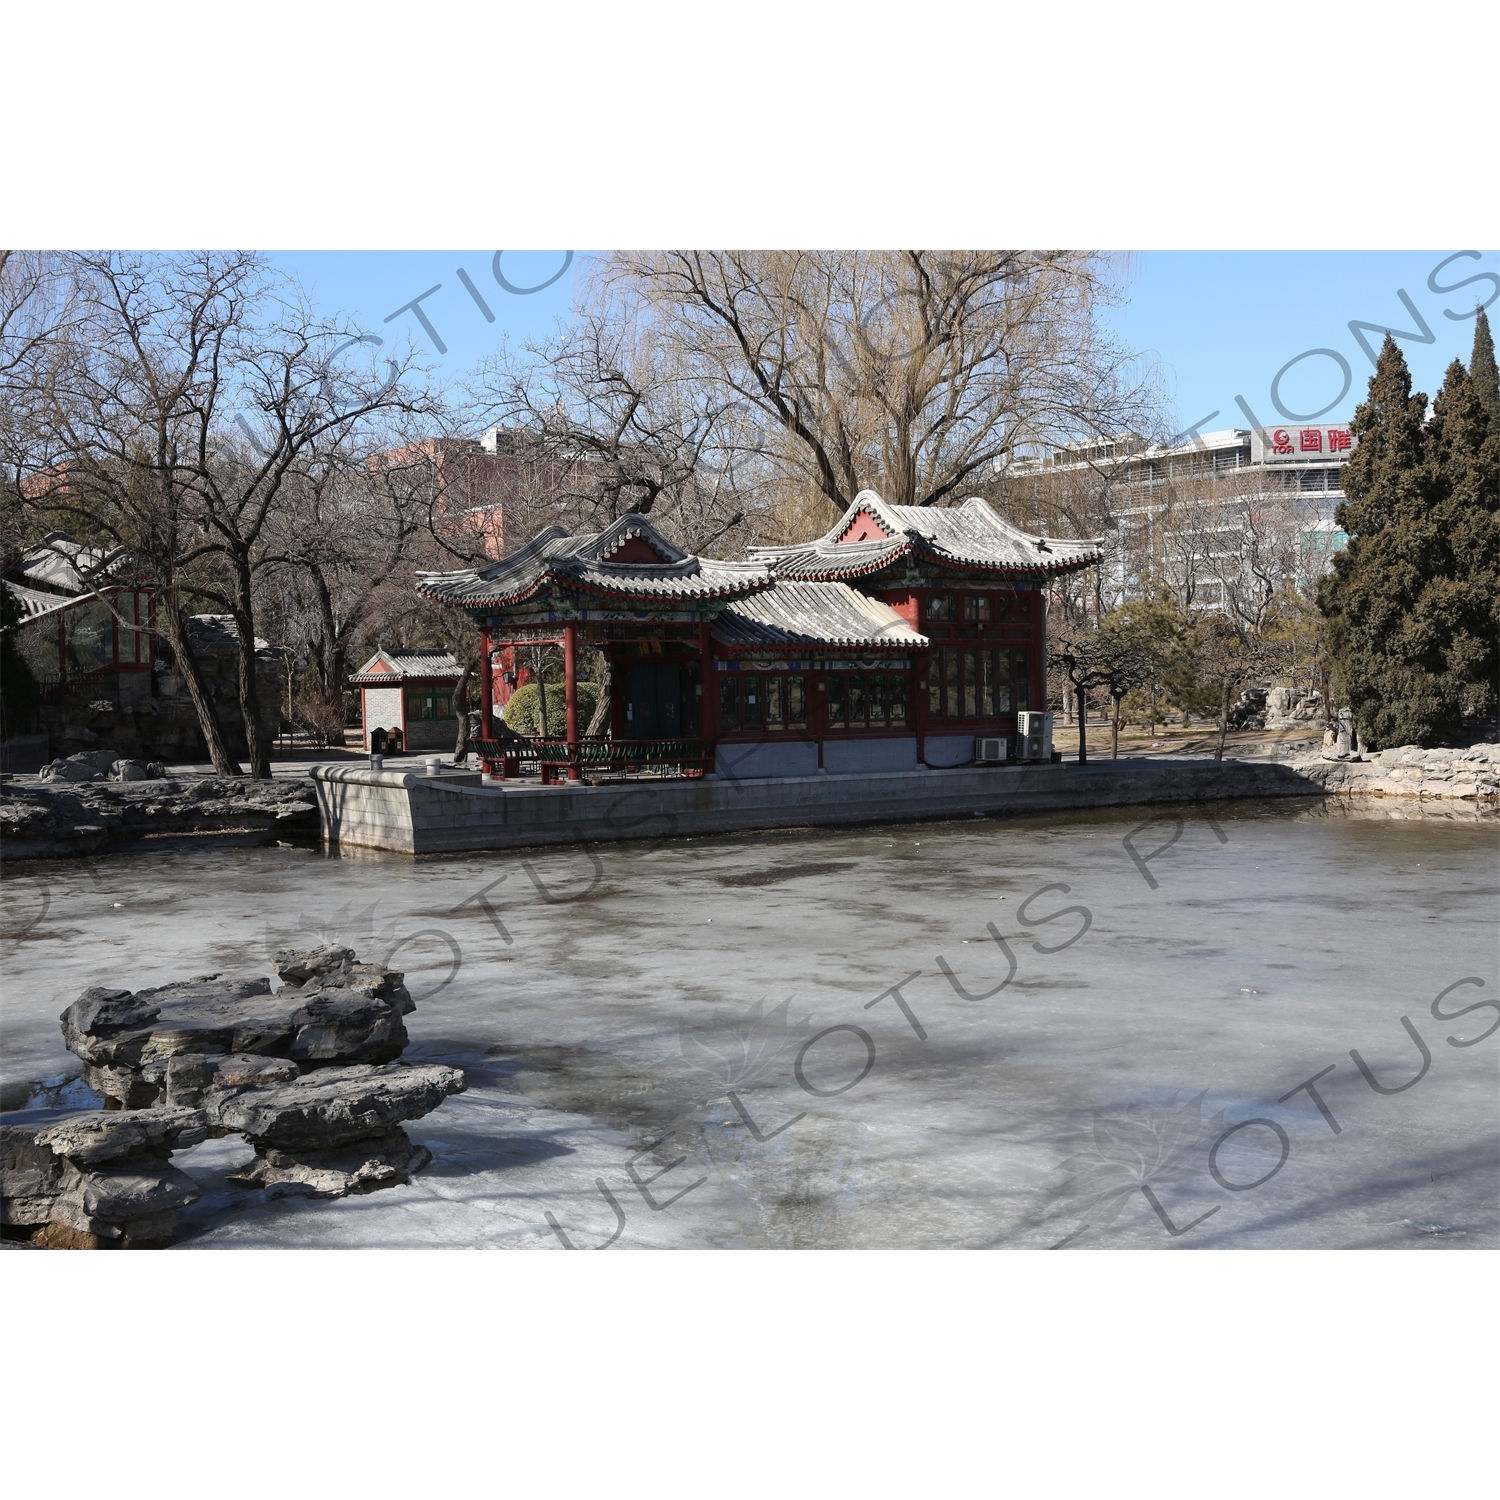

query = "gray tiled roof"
749;491;1104;579
14;532;132;596
713;581;928;652
5;579;74;620
350;647;464;683
417;515;772;610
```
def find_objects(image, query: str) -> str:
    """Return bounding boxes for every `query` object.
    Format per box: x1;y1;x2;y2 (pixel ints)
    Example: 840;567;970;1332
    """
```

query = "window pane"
827;673;846;728
868;673;886;724
849;673;866;727
1014;650;1030;711
981;650;995;717
788;675;807;727
65;599;110;677
945;648;960;718
928;655;942;717
766;674;784;728
19;615;61;683
719;675;740;731
743;673;763;726
962;648;978;717
927;594;954;621
889;673;907;725
963;595;991;621
126;592;145;662
996;649;1012;713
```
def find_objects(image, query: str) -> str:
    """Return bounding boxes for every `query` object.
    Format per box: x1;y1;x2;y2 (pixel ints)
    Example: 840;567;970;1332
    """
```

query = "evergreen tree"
1319;333;1499;747
1427;324;1500;722
1469;305;1499;426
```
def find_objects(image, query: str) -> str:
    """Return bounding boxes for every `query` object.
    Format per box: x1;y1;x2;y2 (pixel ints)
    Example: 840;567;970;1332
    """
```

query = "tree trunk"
533;652;551;739
1111;694;1123;759
230;560;271;778
452;663;472;762
1215;681;1232;761
160;598;242;775
311;570;342;703
585;681;612;737
1076;682;1089;764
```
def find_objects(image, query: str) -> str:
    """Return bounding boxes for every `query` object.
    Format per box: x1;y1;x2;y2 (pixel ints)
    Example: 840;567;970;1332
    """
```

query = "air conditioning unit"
975;736;1008;764
1015;711;1054;761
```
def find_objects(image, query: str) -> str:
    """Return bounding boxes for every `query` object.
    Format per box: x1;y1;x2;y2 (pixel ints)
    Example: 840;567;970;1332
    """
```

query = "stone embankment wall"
1292;744;1500;800
312;757;1331;856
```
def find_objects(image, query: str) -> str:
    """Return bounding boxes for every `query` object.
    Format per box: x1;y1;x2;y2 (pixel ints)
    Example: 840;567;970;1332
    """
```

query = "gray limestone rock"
274;944;355;986
34;1106;208;1164
159;1052;300;1107
9;947;461;1244
1;1106;204;1244
39;751;114;783
58;950;415;1105
213;1062;466;1150
227;1126;433;1199
65;987;162;1038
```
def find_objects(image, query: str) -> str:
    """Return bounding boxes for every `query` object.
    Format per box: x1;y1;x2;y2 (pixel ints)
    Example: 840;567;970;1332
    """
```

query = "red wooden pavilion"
415;491;1102;782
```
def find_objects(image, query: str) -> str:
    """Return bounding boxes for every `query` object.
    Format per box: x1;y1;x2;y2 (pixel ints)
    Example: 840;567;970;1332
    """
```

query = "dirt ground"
1050;716;1324;761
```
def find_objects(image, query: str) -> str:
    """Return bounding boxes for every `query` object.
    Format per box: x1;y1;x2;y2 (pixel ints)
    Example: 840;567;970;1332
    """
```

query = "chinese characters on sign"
1252;426;1355;464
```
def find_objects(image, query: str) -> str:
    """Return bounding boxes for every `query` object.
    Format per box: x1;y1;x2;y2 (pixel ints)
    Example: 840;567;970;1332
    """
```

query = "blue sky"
1106;251;1500;439
268;250;583;390
269;249;1500;436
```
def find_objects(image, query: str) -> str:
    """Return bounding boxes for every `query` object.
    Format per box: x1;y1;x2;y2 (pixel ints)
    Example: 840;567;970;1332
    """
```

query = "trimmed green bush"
501;681;600;737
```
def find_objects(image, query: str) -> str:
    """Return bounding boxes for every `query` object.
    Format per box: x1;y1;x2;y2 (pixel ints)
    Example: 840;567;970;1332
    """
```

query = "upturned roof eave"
764;541;1103;581
417;565;775;613
717;634;928;652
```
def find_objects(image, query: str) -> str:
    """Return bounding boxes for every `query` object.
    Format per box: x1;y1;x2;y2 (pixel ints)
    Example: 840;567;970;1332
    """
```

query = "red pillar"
1032;589;1046;712
698;621;715;773
913;648;929;766
479;629;493;749
563;623;580;781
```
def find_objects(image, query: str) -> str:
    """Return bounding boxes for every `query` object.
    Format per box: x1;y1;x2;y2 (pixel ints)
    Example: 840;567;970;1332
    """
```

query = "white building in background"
1011;424;1356;610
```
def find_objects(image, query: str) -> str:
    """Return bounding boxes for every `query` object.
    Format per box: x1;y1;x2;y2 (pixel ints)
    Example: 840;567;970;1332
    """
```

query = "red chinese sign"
1255;426;1354;463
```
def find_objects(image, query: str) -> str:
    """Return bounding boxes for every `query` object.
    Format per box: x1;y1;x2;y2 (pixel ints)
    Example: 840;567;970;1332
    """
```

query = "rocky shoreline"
0;772;319;860
1284;742;1500;800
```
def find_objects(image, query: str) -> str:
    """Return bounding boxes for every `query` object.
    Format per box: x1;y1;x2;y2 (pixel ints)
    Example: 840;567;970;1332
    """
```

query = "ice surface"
2;797;1496;1249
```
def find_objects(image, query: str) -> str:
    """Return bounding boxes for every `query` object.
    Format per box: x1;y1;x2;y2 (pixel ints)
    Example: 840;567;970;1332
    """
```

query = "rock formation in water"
61;944;417;1107
0;946;465;1248
0;1105;208;1248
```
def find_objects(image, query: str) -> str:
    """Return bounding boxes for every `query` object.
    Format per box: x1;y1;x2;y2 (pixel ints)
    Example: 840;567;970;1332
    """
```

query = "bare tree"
603;251;1162;515
261;430;462;740
9;252;433;775
469;305;760;555
1189;615;1292;760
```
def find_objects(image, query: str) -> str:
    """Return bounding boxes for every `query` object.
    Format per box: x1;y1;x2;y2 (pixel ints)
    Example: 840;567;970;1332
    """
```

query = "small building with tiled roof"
415;495;1101;781
350;647;465;753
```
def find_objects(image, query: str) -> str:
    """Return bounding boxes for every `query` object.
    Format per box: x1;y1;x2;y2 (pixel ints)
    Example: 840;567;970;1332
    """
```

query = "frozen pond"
2;797;1497;1249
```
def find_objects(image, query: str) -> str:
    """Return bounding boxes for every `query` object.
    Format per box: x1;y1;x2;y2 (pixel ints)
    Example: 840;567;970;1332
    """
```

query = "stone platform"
310;757;1327;856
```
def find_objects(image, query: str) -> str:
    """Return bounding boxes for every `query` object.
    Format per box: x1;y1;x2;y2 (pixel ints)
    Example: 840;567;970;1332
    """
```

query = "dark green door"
626;663;695;738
